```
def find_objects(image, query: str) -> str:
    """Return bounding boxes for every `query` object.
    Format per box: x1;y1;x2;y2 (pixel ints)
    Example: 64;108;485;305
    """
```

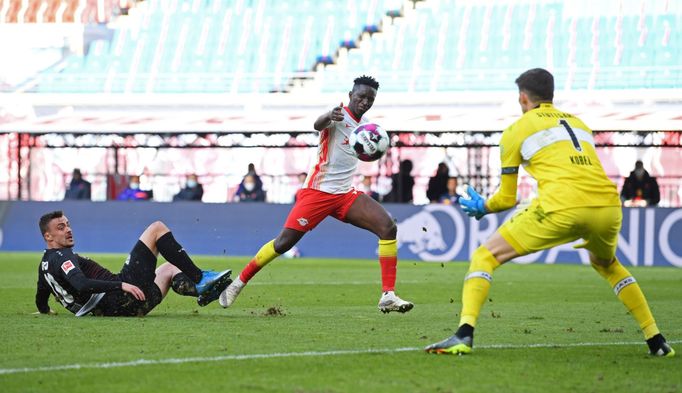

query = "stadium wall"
1;201;681;268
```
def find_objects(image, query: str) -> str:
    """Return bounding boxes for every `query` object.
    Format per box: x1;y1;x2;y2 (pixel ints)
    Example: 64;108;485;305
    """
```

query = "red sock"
239;260;262;283
379;256;397;292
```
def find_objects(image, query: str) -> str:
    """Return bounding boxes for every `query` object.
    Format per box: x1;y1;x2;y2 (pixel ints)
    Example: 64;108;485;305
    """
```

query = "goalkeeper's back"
499;102;621;213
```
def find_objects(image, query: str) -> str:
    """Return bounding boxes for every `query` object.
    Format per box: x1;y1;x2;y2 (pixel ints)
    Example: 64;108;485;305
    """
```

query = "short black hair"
39;210;63;235
353;75;379;90
515;68;554;102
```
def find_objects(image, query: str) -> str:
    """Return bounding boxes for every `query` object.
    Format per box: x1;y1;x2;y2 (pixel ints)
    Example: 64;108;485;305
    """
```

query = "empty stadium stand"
3;0;681;93
36;0;399;93
319;0;682;91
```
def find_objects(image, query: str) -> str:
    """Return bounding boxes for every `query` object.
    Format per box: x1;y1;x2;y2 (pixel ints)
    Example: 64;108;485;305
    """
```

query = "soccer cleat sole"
379;302;414;314
425;343;473;355
197;271;233;307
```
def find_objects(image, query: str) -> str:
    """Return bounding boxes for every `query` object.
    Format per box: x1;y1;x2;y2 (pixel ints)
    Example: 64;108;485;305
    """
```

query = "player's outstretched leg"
377;239;413;313
591;256;675;357
219;239;279;308
145;222;232;306
425;245;501;354
344;193;413;313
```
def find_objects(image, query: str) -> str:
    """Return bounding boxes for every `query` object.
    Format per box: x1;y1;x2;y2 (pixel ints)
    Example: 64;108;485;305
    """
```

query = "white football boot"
378;291;414;314
219;277;245;308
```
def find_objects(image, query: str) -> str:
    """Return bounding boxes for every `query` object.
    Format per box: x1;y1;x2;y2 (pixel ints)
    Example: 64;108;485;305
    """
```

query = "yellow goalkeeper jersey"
490;103;621;213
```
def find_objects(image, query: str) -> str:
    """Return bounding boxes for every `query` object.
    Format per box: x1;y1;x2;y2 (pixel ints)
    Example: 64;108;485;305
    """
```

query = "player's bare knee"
273;237;294;254
155;262;179;277
148;221;169;236
377;220;397;240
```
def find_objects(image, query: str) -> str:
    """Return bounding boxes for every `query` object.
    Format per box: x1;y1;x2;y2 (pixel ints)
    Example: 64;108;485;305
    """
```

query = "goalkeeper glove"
459;185;488;220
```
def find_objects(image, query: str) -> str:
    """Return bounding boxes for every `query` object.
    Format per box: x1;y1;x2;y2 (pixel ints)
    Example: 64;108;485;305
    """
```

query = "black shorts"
93;241;163;317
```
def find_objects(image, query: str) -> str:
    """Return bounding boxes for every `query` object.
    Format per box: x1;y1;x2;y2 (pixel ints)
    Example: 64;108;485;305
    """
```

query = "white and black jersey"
35;248;122;315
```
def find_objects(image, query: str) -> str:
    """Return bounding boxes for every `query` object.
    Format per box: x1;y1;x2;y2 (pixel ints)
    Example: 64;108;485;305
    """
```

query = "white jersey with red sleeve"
304;106;369;194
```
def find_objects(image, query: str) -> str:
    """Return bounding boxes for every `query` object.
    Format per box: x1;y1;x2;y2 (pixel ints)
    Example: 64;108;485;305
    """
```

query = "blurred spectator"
63;169;91;200
426;162;449;203
358;175;380;201
386;159;414;203
236;163;263;194
621;160;660;207
173;174;203;202
235;174;266;202
439;177;461;205
294;172;308;202
117;175;151;201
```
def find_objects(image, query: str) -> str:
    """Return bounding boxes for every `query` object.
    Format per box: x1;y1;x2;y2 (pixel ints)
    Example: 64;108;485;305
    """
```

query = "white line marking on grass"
1;340;679;376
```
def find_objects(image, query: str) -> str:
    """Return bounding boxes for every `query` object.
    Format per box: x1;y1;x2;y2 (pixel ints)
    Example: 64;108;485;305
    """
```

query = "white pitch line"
1;340;679;376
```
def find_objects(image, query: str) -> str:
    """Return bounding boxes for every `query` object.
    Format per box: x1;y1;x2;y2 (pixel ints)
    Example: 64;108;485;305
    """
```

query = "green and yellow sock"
239;240;280;283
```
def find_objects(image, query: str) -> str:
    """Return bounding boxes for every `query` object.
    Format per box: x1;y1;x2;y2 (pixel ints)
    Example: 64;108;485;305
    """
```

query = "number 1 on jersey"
559;119;582;152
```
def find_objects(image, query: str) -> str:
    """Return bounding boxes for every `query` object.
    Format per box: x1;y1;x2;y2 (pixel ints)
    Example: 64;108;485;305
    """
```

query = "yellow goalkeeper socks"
239;240;280;283
591;258;659;339
459;246;501;328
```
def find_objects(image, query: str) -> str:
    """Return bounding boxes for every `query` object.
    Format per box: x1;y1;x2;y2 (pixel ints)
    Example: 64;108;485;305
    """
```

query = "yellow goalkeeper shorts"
498;200;622;261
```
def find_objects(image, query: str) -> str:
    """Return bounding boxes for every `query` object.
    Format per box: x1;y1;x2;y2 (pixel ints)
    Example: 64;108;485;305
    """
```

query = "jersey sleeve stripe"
520;127;594;160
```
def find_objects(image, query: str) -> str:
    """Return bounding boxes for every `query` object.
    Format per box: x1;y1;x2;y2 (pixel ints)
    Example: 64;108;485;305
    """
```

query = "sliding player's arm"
35;273;54;314
314;102;344;131
54;250;123;294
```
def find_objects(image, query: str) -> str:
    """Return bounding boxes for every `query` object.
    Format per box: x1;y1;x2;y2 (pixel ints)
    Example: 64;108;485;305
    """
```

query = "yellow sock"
591;258;659;339
239;240;280;283
459;246;501;328
254;240;280;267
378;239;397;292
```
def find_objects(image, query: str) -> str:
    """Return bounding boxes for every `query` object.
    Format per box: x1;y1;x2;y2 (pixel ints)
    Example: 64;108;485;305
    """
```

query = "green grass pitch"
1;252;680;392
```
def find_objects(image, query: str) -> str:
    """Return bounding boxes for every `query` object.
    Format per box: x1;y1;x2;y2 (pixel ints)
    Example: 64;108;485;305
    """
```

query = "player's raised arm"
314;102;344;131
486;123;522;212
459;125;520;219
485;172;519;212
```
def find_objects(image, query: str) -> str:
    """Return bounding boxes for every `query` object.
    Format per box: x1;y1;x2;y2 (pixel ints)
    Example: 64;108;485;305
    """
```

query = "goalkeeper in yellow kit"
425;68;675;357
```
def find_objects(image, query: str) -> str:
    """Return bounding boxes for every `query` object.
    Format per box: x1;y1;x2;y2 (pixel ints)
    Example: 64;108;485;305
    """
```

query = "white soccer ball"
349;123;390;162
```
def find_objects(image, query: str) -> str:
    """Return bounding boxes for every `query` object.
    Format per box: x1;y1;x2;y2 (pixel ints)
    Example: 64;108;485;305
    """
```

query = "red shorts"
284;188;361;232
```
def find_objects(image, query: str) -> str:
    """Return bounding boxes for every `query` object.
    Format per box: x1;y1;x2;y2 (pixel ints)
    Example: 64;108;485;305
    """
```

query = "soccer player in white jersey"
220;75;413;313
